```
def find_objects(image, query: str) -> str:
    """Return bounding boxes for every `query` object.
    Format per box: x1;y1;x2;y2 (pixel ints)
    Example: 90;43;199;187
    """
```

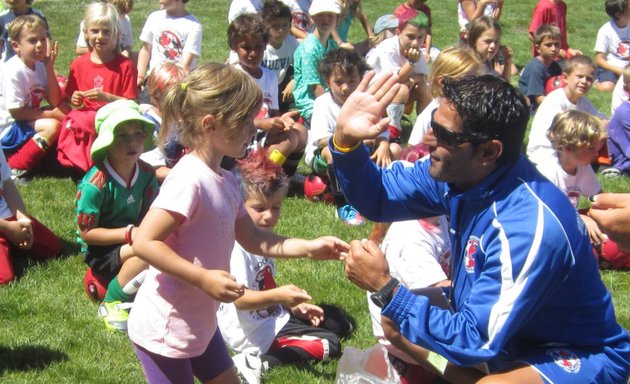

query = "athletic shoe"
336;205;365;226
601;167;622;178
233;352;263;384
10;169;30;185
98;301;132;332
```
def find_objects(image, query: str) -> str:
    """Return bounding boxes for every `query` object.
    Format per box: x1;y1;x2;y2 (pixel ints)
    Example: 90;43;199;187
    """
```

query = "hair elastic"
180;82;188;90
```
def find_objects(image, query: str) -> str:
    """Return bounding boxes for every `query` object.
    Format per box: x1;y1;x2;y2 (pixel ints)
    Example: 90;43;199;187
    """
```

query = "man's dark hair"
318;48;370;80
261;0;292;23
442;75;529;165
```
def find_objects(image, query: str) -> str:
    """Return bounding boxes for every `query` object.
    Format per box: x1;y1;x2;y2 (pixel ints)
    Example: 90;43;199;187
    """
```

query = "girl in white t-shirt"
128;63;349;384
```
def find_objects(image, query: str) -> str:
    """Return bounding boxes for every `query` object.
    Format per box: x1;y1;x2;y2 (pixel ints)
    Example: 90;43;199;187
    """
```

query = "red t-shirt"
64;53;137;111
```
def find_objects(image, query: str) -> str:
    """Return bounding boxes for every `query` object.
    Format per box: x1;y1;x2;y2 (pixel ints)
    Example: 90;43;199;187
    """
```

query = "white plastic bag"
335;344;402;384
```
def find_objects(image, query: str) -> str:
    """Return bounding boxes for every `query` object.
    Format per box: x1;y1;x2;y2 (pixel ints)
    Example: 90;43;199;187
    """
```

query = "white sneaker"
233;352;263;384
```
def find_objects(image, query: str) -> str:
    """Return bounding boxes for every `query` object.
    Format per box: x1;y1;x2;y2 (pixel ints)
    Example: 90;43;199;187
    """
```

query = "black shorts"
85;244;123;281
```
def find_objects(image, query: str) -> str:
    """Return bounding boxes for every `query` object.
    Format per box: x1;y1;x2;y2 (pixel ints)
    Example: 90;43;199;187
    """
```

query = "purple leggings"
132;329;234;384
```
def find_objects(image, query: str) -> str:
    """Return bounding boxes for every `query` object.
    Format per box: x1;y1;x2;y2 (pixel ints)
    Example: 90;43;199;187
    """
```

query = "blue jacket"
332;143;630;371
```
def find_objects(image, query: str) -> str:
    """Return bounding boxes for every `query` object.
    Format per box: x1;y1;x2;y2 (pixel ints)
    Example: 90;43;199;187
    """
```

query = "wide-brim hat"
91;99;156;162
309;0;341;16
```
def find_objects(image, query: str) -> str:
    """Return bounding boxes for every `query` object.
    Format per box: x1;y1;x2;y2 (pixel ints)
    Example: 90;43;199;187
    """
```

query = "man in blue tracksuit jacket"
331;73;630;383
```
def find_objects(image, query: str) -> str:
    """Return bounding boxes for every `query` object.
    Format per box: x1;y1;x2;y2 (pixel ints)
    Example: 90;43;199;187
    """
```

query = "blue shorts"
1;121;35;152
132;328;234;384
596;66;619;84
501;343;630;384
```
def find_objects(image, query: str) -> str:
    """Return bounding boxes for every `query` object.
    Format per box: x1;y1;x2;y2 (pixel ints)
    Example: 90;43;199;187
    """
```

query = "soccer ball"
303;174;333;204
598;240;630;270
83;268;108;302
545;75;567;95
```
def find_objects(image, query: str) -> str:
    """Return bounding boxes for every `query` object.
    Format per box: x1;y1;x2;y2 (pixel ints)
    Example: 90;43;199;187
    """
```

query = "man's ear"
476;139;503;166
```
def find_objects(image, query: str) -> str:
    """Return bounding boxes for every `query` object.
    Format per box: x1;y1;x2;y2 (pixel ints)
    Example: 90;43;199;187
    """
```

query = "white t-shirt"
228;0;263;23
611;75;628;115
139;10;202;73
366;35;428;78
594;20;630;70
280;0;312;33
217;243;291;354
0;55;47;137
262;36;299;84
128;154;247;358
408;98;439;146
527;88;604;166
235;64;279;119
76;15;133;51
367;211;450;362
535;155;601;207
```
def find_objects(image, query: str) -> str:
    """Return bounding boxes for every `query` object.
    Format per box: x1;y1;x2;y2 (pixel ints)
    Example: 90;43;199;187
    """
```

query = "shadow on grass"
10;238;80;282
0;345;68;374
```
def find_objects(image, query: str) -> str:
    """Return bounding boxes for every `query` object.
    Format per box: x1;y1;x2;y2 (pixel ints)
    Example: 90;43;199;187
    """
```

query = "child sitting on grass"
518;24;563;113
538;110;627;269
0;0;50;62
0;15;65;181
0;147;61;285
307;48;399;225
594;0;630;92
75;100;159;332
218;150;353;384
606;64;630;176
76;0;134;59
228;13;307;176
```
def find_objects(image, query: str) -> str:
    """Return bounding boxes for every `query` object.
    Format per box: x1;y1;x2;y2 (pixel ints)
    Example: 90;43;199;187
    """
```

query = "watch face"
371;293;386;308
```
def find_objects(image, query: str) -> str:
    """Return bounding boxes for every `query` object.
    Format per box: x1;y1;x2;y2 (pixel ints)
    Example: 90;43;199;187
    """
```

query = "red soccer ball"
303;174;334;204
599;240;630;270
83;268;109;302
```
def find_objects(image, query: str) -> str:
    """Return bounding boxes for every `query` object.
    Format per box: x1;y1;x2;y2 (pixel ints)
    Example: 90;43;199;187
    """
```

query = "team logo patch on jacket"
464;237;480;273
549;349;581;373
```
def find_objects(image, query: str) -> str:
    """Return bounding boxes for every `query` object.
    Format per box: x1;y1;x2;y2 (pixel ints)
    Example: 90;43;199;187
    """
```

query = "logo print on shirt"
30;87;46;109
549;349;581;373
93;75;104;90
127;195;136;205
616;40;630;60
464;237;479;274
158;30;183;61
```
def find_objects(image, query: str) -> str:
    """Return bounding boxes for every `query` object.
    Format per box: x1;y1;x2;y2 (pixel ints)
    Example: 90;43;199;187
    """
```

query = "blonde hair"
82;2;121;52
160;63;262;157
547;110;607;151
7;14;47;43
429;47;482;98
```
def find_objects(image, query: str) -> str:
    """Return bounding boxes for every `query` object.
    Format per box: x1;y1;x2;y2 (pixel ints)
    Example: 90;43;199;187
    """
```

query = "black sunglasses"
430;110;494;147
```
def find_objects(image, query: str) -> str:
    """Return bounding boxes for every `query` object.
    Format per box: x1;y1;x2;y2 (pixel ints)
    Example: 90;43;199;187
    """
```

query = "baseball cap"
373;14;399;35
309;0;341;16
91;99;156;162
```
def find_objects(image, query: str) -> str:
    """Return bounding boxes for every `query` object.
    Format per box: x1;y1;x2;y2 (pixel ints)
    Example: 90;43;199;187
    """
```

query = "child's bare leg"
116;247;148;288
204;368;240;384
389;142;402;160
476;366;544;384
33;118;61;142
410;79;431;115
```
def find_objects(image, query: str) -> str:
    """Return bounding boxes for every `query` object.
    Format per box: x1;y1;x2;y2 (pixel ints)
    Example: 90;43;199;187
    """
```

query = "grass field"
0;0;629;383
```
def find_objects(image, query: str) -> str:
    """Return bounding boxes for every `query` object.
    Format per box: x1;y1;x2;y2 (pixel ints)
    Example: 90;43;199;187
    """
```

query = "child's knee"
394;84;410;103
34;118;61;141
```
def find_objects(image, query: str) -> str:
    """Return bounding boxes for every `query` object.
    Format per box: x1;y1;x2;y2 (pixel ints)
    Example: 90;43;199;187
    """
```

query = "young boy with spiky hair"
218;150;353;384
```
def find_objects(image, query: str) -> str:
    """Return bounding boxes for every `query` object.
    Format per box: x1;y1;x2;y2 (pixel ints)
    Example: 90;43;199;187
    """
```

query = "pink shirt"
128;154;247;358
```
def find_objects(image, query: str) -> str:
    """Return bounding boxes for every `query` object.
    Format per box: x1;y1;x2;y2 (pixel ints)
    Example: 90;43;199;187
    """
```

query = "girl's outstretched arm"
133;207;245;302
235;214;349;260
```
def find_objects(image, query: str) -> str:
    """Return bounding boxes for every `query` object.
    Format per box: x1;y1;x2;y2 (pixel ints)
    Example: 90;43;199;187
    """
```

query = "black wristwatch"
370;277;400;308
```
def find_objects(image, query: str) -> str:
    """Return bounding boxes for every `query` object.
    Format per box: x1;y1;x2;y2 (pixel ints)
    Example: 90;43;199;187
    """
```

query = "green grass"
0;0;628;383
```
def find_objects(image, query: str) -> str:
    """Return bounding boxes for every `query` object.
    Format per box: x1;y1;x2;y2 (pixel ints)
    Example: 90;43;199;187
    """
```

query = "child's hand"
261;117;288;134
291;303;324;326
71;91;84;106
305;236;350;260
500;45;513;62
281;80;294;103
405;47;421;64
82;88;110;102
581;214;608;246
369;139;392;168
44;41;58;68
339;42;354;50
275;284;312;307
199;270;245;303
6;214;33;249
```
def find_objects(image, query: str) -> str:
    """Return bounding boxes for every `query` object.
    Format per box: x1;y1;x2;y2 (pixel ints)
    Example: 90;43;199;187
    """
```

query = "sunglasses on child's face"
430;110;494;147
